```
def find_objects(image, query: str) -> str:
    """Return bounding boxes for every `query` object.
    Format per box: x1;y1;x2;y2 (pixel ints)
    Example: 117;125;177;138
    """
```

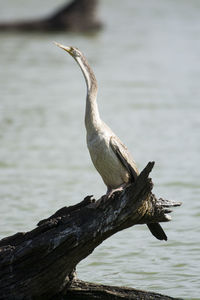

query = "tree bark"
0;0;102;32
0;162;181;300
66;279;183;300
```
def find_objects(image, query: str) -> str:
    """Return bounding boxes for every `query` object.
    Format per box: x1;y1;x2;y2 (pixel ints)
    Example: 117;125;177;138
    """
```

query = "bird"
55;42;167;241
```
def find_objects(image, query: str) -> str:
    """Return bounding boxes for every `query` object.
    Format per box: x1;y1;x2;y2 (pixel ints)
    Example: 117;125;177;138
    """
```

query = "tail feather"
147;223;167;241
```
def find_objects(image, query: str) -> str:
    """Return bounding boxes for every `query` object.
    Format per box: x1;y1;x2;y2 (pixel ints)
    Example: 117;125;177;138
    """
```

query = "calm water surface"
0;1;200;299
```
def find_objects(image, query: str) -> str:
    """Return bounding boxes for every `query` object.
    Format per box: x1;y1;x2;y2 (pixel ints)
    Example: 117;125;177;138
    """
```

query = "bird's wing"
109;135;139;182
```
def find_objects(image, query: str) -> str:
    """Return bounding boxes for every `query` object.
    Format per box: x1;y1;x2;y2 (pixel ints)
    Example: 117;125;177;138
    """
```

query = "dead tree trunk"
0;162;181;300
67;280;183;300
0;0;102;32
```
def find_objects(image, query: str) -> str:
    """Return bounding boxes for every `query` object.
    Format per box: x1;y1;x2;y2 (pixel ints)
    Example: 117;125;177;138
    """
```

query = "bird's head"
54;41;96;92
54;42;82;59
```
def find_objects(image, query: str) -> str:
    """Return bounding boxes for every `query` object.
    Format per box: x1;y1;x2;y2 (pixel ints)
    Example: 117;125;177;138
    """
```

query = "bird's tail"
147;223;167;241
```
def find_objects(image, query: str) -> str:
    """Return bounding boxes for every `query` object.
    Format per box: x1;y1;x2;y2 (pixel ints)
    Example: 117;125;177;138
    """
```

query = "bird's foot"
106;183;127;199
95;184;128;208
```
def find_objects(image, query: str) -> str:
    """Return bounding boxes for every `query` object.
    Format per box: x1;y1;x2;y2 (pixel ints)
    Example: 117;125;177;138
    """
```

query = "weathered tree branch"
66;279;183;300
0;162;181;299
0;0;102;32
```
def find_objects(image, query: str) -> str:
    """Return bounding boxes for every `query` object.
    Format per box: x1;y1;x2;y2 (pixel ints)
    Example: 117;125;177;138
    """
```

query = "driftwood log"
0;0;102;32
0;162;181;300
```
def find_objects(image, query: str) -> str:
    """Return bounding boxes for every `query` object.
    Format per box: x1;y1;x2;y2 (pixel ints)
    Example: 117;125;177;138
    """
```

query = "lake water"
0;0;200;299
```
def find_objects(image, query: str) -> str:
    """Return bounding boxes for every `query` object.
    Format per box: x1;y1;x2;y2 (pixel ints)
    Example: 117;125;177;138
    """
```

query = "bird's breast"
87;131;130;188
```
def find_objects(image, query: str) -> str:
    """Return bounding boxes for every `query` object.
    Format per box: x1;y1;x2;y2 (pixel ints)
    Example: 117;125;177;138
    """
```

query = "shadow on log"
0;0;102;33
0;162;182;300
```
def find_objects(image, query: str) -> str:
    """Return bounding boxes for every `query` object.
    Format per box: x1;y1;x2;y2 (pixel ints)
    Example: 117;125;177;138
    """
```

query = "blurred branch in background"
0;0;102;33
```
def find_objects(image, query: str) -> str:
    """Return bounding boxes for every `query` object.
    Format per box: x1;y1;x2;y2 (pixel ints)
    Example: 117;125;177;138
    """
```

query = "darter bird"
55;42;167;241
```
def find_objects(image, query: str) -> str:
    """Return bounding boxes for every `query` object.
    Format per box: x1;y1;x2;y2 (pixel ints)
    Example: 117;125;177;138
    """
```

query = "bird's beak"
54;42;72;55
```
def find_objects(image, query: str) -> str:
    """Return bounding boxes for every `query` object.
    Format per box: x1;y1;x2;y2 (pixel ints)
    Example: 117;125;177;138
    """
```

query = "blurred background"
0;0;199;298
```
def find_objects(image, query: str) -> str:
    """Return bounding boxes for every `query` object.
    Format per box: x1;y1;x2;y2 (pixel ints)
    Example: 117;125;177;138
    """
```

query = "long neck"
75;55;101;133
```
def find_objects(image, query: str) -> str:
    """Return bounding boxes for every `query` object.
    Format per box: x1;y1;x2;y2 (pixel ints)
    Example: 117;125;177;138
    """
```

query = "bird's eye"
71;48;80;57
75;51;80;57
